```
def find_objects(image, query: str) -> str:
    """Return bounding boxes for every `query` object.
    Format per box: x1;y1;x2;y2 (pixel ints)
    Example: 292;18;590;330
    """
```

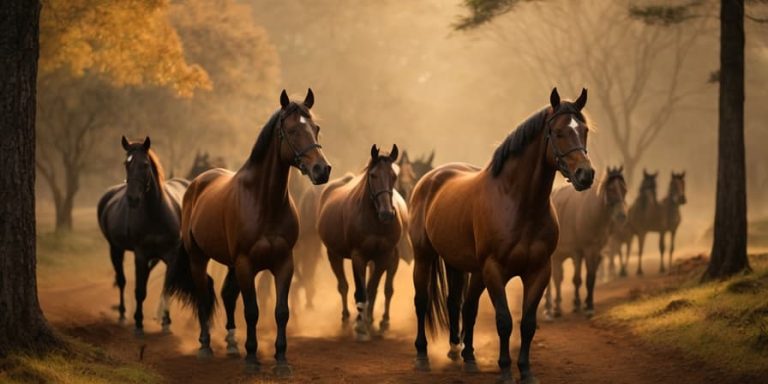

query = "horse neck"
589;181;613;224
492;132;556;214
350;173;377;217
238;139;291;207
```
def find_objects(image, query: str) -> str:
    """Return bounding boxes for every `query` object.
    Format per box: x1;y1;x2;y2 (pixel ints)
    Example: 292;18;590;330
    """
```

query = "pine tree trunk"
704;0;750;281
0;0;59;355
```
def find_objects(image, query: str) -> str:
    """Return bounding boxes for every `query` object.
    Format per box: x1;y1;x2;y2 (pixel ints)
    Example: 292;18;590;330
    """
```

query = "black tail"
164;239;216;323
425;255;449;336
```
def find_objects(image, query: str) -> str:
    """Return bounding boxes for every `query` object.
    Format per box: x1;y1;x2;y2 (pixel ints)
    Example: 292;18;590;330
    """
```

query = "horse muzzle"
378;210;396;223
308;163;331;185
572;167;595;191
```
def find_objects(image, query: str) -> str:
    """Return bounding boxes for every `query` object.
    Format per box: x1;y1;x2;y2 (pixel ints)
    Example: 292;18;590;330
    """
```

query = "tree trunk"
704;0;750;281
0;0;59;355
54;162;79;232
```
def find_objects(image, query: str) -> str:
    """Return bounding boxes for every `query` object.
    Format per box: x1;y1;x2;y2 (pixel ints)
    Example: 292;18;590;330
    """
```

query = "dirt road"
38;244;741;384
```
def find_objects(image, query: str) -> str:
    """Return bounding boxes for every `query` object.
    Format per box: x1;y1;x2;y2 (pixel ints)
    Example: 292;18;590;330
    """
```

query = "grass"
0;336;162;384
602;253;768;377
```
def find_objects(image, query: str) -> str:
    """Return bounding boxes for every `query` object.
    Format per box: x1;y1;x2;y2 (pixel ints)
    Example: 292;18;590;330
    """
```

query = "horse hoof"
447;344;462;361
273;362;293;377
543;312;554;322
463;361;480;373
161;324;171;334
355;331;371;342
133;328;144;338
379;319;390;332
226;345;240;358
498;370;516;384
585;309;595;318
637;270;644;276
244;359;260;374
414;357;431;372
197;347;213;359
520;374;540;384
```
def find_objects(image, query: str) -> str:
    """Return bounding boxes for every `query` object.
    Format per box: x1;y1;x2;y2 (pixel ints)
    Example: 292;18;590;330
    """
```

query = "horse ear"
121;136;130;151
575;88;588;110
618;165;624;174
389;144;399;162
400;150;410;164
550;87;560;109
303;88;314;109
280;89;290;110
371;144;379;159
427;150;435;165
643;168;648;177
142;136;151;151
681;171;686;178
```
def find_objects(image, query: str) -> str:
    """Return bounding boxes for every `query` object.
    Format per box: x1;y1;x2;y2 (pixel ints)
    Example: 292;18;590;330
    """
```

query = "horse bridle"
545;107;588;178
277;112;322;175
125;153;152;194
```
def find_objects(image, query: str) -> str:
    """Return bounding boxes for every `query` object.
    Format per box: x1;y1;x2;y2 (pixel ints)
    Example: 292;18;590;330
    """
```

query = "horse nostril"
379;211;395;222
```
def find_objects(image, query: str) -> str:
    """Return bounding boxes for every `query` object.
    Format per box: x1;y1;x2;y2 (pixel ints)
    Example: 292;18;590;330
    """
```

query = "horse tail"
425;254;449;336
164;237;216;323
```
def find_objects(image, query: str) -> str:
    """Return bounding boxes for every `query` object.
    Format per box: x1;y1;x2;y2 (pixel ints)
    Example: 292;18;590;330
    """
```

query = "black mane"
248;102;311;164
490;107;550;177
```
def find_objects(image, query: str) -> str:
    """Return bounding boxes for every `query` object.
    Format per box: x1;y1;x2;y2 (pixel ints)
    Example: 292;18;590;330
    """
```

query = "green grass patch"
0;336;161;384
603;254;768;376
36;229;105;270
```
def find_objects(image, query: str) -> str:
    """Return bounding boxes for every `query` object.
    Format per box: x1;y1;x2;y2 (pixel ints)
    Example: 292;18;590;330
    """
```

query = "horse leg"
445;264;466;360
256;272;273;315
543;281;553;322
584;252;601;317
461;272;485;373
412;243;436;371
380;254;399;332
221;267;240;357
272;255;294;377
620;238;631;277
572;252;583;313
352;252;371;341
365;257;387;331
518;264;551;384
132;252;151;337
328;250;350;322
669;229;677;272
482;260;514;383
552;259;564;318
109;245;127;322
636;233;646;276
658;231;667;274
235;258;259;371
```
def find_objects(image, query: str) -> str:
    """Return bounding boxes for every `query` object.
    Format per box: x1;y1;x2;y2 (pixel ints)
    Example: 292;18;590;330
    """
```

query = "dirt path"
38;248;743;384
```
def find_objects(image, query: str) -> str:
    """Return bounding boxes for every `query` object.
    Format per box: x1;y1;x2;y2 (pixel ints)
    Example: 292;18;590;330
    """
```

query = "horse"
656;172;687;272
409;88;595;384
543;166;627;320
613;169;658;276
186;151;227;180
97;136;189;336
395;149;435;201
164;89;331;375
317;144;408;340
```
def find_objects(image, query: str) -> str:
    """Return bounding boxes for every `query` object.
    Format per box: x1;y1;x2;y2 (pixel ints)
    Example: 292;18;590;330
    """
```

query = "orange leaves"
40;0;211;97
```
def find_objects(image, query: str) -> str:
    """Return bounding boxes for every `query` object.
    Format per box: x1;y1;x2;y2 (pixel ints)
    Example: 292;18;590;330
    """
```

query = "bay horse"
164;89;331;375
656;171;687;272
409;88;594;384
97;136;189;335
613;170;658;276
396;149;435;201
317;145;408;340
543;166;627;320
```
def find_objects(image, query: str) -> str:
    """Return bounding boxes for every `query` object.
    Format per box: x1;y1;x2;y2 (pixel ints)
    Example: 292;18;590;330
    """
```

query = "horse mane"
490;107;550;177
147;148;165;193
248;103;312;164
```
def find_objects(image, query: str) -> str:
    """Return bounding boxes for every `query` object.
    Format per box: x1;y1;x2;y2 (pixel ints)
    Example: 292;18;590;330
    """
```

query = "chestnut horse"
543;166;627;320
164;89;331;375
409;88;594;384
317;145;408;340
98;137;188;336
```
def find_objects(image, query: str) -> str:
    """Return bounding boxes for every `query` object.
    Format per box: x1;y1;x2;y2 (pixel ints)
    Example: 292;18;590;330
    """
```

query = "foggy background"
35;0;768;249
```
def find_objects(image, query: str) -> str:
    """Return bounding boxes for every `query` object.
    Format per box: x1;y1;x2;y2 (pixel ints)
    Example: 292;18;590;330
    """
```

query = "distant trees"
458;0;711;184
35;0;279;231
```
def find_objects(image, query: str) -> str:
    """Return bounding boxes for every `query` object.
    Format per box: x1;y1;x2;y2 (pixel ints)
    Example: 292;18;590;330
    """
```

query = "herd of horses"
96;88;685;383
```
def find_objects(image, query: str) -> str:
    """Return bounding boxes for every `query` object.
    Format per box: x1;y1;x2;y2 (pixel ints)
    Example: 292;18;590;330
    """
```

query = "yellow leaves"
40;0;211;97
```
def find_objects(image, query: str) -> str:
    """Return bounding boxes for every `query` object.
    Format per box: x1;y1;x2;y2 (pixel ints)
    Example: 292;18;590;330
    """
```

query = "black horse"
97;136;189;335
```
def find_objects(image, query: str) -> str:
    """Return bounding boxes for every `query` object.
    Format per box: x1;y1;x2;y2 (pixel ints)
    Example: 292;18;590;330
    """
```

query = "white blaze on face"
299;115;307;124
568;117;580;136
127;154;133;163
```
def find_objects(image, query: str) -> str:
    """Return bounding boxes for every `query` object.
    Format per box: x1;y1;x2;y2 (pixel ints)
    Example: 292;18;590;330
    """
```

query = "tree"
0;0;59;354
458;0;711;184
36;0;212;232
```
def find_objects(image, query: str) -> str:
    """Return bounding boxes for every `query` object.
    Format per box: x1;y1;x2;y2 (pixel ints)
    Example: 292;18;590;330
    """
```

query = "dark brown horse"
164;89;331;375
98;137;189;335
409;88;594;384
317;145;407;340
657;172;687;272
543;166;627;320
613;170;658;276
396;149;435;201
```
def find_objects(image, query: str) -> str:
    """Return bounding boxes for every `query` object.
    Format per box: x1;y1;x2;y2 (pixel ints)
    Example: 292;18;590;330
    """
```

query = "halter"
367;169;394;211
277;111;322;175
545;106;588;178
